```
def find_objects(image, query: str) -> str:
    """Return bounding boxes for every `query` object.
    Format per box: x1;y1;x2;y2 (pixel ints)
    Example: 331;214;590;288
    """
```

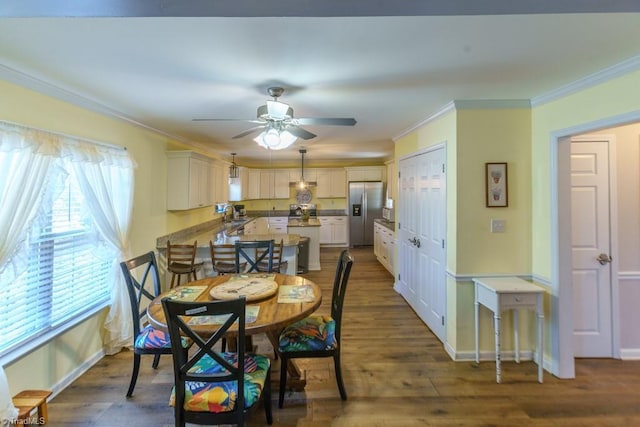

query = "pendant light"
298;148;307;190
228;152;240;183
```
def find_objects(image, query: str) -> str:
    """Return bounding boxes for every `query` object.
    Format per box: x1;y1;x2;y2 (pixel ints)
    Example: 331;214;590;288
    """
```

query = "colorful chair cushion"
169;353;270;413
134;324;188;350
279;315;337;352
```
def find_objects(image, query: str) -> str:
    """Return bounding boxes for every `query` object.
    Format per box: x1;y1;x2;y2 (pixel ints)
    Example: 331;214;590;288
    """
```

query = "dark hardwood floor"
47;246;640;426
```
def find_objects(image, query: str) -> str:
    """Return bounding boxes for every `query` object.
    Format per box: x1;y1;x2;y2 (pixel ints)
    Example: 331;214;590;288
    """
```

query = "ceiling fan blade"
296;117;357;126
286;125;316;140
192;118;264;123
232;125;266;139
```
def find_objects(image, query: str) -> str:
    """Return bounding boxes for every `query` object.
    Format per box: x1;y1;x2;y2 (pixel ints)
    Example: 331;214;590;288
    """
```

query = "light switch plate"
491;219;506;233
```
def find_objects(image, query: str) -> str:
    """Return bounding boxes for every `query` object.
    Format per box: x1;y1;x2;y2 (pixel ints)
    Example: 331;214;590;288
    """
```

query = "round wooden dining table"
146;272;322;389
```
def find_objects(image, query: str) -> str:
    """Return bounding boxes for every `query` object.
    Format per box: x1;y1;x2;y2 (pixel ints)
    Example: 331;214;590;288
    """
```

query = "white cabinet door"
332;216;348;244
211;161;230;204
247;169;261;200
347;167;384;182
259;170;274;199
167;151;212;210
319;217;332;244
386;160;396;204
316;169;346;198
273;171;291;199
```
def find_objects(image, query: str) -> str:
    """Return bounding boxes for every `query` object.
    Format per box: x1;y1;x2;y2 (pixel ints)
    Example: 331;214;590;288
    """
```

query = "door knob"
415;239;421;248
597;253;612;265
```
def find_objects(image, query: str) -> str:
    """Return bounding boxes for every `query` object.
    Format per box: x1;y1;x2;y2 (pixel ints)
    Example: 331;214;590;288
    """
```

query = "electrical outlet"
491;219;506;233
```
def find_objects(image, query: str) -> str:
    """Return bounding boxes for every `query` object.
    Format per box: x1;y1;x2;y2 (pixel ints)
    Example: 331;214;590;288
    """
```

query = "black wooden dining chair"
277;249;354;408
120;251;190;397
161;296;273;427
257;239;288;273
235;240;274;273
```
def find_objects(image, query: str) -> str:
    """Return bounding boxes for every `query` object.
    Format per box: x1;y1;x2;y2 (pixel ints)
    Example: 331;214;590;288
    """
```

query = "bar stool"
209;242;245;275
167;240;200;288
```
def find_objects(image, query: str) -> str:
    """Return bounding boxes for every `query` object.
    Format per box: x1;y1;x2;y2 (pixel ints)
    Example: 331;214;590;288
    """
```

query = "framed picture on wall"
486;162;508;207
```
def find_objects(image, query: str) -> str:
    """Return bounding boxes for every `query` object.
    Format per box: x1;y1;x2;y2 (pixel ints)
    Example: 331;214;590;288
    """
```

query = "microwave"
382;207;395;222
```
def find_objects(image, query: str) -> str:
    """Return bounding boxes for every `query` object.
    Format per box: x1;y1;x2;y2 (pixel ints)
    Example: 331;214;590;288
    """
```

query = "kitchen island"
287;218;321;271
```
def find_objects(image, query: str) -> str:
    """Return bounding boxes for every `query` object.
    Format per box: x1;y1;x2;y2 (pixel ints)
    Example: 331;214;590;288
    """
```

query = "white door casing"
570;137;614;357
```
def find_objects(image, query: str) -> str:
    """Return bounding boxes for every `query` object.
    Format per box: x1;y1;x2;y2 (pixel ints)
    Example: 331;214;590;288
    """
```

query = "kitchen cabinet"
247;169;261;200
374;221;395;274
246;169;290;200
261;170;290;199
319;216;348;246
290;168;317;184
346;166;385;182
385;160;396;204
267;216;288;233
211;160;230;204
316;169;346;198
167;151;212;210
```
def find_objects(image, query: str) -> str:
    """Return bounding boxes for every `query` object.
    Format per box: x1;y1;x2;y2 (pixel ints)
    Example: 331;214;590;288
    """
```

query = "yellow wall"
531;69;640;279
0;79;219;394
456;108;531;274
394;105;532;354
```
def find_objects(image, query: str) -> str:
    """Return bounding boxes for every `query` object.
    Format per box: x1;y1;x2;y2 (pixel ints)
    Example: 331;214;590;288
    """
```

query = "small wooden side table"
473;277;544;383
13;389;52;424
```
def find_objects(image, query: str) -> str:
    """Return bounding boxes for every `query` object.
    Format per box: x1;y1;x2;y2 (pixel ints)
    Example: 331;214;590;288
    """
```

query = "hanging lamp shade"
298;148;307;189
228;153;240;182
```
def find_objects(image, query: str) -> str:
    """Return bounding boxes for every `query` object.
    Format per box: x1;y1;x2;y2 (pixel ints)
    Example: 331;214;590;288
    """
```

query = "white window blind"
0;171;113;357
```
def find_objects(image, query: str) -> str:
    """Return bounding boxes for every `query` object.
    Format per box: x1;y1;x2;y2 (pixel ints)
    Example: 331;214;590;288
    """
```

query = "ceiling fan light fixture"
253;128;297;150
266;100;292;120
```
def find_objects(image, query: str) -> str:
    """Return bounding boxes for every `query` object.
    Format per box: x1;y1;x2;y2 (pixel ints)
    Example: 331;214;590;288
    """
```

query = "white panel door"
398;147;446;342
416;148;446;342
571;138;613;357
398;156;418;303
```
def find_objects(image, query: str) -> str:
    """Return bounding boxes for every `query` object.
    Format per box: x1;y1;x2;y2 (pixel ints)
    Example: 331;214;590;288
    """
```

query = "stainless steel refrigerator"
349;181;384;246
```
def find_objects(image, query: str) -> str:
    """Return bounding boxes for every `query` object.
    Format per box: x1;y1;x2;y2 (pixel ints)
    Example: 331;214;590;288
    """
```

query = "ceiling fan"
193;86;357;142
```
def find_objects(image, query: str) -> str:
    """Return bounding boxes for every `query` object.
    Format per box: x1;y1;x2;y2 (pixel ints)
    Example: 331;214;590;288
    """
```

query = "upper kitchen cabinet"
211;160;230;204
261;170;290;199
385;160;396;203
289;168;317;184
247;169;261;199
316;169;346;198
167;151;212;210
346;166;385;182
246;169;290;200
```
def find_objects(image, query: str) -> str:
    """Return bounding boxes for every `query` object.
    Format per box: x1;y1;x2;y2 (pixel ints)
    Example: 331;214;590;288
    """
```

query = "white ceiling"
1;3;640;167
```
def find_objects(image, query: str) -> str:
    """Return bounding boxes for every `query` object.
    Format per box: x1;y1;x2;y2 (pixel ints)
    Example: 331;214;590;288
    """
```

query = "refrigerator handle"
363;190;367;225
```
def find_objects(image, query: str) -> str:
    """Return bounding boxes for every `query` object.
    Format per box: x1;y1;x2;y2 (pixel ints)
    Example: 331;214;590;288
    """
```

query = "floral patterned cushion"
169;353;270;412
278;315;337;352
134;324;188;350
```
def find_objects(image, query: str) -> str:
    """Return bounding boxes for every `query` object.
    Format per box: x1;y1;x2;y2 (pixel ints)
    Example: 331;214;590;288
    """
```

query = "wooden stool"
166;241;200;288
13;389;52;424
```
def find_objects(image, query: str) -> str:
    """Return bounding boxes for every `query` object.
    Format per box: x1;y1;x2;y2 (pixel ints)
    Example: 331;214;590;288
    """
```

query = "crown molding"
394;99;530;141
531;54;640;107
0;62;197;147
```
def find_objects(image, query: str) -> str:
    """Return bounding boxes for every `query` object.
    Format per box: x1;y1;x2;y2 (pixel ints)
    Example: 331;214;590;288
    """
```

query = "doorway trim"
551;110;639;378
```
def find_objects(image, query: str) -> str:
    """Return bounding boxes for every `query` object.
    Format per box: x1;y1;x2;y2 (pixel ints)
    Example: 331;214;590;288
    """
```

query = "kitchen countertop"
287;218;321;227
156;217;255;249
156;217;303;249
375;218;396;232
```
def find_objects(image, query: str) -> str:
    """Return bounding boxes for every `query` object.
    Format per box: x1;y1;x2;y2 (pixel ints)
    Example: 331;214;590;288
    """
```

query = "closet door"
398;146;446;342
